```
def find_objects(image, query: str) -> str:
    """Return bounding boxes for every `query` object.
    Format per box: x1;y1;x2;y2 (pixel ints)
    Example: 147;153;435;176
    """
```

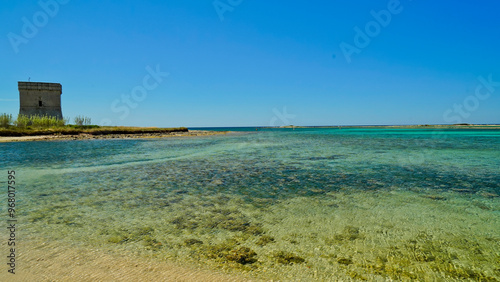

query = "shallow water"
1;128;499;280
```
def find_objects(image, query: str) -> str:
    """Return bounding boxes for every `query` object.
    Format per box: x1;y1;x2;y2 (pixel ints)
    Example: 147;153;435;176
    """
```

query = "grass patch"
0;113;188;136
0;126;188;137
14;114;68;128
0;113;13;128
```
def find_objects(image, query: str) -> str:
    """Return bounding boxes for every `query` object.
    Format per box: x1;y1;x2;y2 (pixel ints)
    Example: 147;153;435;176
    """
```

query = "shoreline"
2;124;499;143
0;130;229;143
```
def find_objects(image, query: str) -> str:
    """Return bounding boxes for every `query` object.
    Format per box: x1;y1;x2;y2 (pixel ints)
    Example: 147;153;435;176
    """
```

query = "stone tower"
18;81;63;119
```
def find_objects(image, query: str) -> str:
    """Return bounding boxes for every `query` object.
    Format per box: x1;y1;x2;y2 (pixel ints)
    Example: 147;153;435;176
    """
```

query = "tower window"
39;100;43;107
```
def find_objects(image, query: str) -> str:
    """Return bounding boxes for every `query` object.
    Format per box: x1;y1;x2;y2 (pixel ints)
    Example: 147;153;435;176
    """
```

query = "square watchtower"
18;81;63;120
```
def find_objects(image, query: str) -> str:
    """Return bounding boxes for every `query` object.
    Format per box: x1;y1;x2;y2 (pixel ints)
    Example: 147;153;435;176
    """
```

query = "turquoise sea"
1;128;499;280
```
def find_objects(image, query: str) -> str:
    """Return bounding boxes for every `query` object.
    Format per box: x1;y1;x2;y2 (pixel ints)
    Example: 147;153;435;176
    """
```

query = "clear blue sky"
1;0;499;127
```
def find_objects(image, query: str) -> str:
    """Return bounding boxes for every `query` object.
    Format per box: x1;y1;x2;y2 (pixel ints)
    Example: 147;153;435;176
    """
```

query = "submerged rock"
184;238;204;246
331;226;362;242
337;257;353;265
422;195;447;201
256;235;275;246
273;251;305;264
480;192;499;198
307;155;346;161
451;188;475;193
226;247;258;264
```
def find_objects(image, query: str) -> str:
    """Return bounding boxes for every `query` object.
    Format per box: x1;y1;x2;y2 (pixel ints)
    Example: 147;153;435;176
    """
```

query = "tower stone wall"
18;82;63;119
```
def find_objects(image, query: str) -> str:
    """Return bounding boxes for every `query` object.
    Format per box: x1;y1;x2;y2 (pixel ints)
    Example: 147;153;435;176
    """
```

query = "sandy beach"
0;239;251;282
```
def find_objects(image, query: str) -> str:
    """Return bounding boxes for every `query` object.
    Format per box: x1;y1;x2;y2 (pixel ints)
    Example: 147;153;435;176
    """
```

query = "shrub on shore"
0;113;189;137
1;113;79;129
14;114;67;129
14;115;30;128
0;113;13;128
74;115;91;126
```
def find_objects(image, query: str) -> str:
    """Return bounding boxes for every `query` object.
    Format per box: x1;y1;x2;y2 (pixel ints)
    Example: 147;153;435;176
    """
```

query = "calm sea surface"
1;128;499;280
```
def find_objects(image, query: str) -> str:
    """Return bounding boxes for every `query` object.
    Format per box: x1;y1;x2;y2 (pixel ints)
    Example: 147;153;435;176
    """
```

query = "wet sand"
0;239;252;282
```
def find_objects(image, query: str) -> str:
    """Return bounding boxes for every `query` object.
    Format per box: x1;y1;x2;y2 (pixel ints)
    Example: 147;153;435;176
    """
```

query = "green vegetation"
0;126;188;137
74;115;91;126
1;114;68;129
17;115;68;128
0;113;188;136
0;113;13;128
